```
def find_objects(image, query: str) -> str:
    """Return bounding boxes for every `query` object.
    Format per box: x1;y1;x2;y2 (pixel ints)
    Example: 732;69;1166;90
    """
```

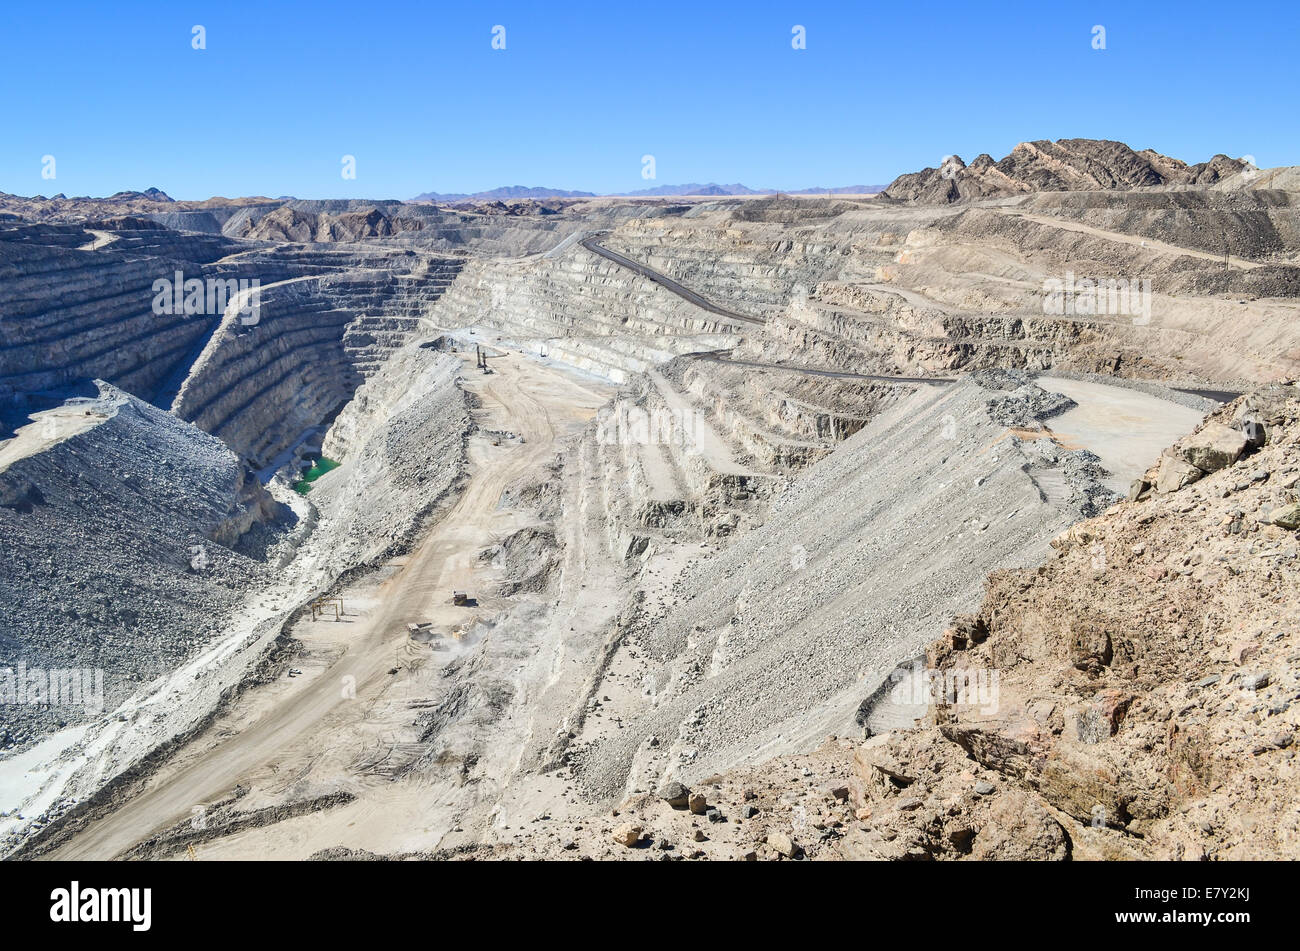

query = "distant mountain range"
620;183;767;197
409;183;887;202
410;185;598;202
619;183;886;197
23;187;178;203
16;181;889;208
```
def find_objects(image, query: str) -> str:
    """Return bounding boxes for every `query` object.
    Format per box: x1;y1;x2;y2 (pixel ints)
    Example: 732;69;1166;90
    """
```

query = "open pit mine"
2;139;1299;862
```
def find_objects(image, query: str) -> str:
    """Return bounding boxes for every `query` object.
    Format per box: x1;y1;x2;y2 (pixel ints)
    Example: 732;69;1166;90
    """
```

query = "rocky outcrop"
244;206;425;242
0;220;240;434
882;139;1254;204
1135;399;1275;498
832;382;1300;859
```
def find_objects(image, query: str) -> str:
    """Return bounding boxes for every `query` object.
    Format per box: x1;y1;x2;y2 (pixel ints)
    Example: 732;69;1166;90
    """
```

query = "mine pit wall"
639;378;770;529
599;219;846;320
764;294;1072;377
591;201;944;307
767;385;872;442
370;199;687;257
426;247;744;383
670;361;827;471
757;284;1214;384
594;199;1300;387
589;217;1007;381
171;278;363;466
590;427;653;560
0;383;281;748
590;394;672;557
584;378;770;559
638;379;735;501
585;348;895;551
170;255;464;467
678;357;883;448
587;214;1105;383
929;205;1297;295
906;209;1300;382
0;224;467;454
0;229;242;431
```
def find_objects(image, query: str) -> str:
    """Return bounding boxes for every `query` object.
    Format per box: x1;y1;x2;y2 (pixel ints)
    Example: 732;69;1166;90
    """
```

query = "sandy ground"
1035;377;1208;491
76;230;119;252
0;402;113;473
46;351;610;860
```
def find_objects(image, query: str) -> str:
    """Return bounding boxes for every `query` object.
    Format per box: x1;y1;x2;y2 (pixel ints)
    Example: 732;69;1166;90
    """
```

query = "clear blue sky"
3;0;1296;200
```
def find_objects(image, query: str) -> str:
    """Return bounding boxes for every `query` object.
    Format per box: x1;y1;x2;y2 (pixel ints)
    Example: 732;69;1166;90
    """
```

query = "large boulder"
612;823;643;847
969;791;1068;861
766;831;800;858
1270;502;1300;530
1178;423;1248;474
657;781;691;810
1155;453;1203;494
854;735;920;791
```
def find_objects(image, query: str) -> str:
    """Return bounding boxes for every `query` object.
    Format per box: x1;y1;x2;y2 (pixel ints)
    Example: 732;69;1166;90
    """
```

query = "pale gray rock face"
0;383;286;748
168;248;466;467
309;346;470;576
0;223;237;435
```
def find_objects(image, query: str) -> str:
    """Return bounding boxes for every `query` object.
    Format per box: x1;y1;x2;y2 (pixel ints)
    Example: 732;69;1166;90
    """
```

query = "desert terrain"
1;138;1297;861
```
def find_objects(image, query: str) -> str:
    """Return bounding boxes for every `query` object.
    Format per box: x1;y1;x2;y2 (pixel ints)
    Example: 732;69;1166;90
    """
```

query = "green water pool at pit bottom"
293;457;341;495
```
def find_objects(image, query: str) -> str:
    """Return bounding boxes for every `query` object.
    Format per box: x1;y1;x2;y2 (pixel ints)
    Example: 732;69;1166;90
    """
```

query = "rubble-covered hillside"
482;383;1299;860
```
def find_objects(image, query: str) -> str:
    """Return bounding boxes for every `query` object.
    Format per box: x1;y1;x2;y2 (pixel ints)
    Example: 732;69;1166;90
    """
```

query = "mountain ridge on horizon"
3;139;1280;207
880;138;1258;204
408;182;889;202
